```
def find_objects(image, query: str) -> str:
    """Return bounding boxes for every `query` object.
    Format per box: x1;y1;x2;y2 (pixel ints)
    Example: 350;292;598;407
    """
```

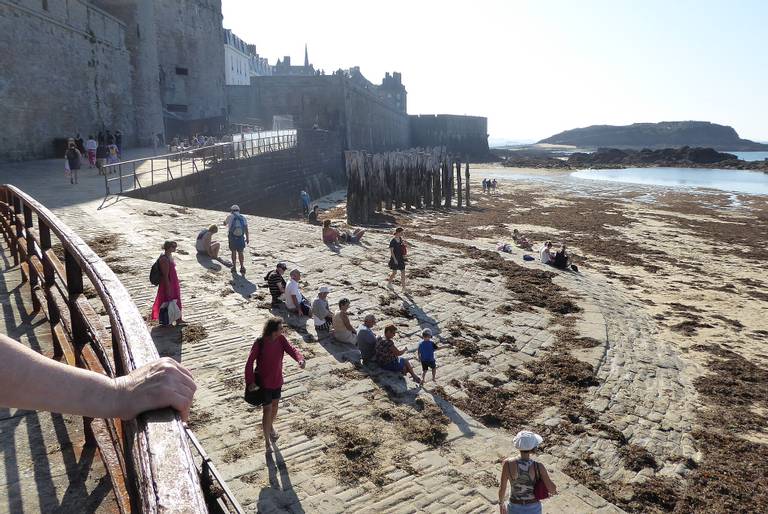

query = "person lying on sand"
322;219;366;245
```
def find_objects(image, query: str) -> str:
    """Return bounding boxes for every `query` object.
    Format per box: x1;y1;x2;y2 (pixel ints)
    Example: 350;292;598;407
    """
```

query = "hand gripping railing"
102;130;298;199
0;185;219;512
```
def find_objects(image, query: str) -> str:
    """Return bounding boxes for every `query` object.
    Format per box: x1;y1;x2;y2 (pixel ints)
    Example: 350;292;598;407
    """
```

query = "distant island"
538;121;768;151
499;146;768;171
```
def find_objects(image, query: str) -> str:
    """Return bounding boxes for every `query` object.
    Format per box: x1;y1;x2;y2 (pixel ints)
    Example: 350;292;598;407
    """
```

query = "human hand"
112;358;196;421
299;360;306;369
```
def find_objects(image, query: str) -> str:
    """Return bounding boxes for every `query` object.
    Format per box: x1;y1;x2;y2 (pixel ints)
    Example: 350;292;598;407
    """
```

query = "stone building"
272;45;316;76
224;29;272;86
0;0;226;160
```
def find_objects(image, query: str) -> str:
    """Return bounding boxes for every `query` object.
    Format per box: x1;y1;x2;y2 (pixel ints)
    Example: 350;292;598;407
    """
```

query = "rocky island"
538;121;768;151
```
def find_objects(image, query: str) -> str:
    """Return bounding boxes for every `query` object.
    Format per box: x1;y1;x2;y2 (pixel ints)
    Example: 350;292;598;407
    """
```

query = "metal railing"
0;185;242;513
103;130;298;199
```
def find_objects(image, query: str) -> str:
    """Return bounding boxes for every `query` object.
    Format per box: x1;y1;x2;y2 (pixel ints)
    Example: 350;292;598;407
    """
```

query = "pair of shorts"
388;258;406;271
381;358;406;373
261;387;282;402
228;234;245;251
421;360;436;372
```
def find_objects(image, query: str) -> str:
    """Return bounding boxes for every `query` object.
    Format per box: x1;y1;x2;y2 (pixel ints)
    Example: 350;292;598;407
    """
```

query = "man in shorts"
224;205;249;275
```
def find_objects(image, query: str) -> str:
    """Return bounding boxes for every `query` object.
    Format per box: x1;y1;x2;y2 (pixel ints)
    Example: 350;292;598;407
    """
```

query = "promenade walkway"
0;156;643;512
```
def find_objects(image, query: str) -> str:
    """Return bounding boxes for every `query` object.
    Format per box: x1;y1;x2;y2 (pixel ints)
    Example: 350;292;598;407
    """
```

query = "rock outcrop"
538;121;768;151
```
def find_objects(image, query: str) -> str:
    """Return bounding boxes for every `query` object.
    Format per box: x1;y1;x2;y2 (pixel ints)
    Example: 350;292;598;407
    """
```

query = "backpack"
149;257;162;285
229;213;245;237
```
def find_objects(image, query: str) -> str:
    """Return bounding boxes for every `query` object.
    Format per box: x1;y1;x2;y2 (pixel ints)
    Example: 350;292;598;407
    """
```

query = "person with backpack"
224;205;249;275
244;317;305;453
64;141;81;185
150;241;186;326
497;431;557;513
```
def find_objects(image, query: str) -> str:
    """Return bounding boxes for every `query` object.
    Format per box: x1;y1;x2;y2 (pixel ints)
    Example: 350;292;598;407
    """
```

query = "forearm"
0;334;119;418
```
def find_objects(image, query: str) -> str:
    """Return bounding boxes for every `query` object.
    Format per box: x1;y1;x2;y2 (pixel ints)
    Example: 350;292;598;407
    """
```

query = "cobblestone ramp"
0;241;118;513
30;195;629;513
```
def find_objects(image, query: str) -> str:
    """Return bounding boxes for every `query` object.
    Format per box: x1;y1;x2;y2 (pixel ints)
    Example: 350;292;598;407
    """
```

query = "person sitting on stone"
512;229;532;250
308;205;320;225
356;314;378;365
322;219;366;245
374;325;421;383
264;262;288;306
539;241;554;265
285;269;310;316
553;243;578;271
332;298;357;344
311;286;334;337
195;224;227;264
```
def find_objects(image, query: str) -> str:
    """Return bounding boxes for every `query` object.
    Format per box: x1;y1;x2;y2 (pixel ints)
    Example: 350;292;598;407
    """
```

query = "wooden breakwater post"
345;146;450;223
456;158;463;208
465;162;470;207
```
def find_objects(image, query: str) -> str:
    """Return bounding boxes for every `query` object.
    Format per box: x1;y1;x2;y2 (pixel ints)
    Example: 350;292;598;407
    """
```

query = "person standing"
65;141;81;185
224;205;249;275
95;140;109;175
85;135;97;168
300;190;311;218
151;241;186;326
74;133;85;155
244;317;305;452
498;431;557;514
386;227;408;292
417;328;438;383
115;130;123;156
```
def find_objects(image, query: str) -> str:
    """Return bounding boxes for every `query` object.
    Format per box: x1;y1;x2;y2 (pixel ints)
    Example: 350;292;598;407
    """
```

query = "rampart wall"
409;114;490;160
0;0;134;160
126;129;344;216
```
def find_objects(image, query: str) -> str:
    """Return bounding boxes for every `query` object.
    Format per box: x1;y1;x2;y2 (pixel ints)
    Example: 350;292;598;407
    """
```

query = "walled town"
1;1;767;514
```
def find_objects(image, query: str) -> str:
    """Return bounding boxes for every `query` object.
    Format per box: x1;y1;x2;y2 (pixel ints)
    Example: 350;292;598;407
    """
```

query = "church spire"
304;43;309;68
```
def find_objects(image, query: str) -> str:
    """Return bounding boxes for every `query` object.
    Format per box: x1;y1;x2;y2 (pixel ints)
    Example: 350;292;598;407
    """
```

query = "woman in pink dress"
152;241;186;326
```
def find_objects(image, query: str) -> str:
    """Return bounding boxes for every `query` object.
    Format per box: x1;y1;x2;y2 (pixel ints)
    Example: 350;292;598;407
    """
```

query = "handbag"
533;461;549;500
243;338;266;406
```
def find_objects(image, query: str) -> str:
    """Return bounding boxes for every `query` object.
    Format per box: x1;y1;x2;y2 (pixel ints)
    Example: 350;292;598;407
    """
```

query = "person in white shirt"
540;241;554;265
285;269;310;316
85;135;98;168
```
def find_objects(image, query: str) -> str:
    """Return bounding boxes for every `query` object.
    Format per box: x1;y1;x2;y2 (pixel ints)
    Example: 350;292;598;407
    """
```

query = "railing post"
7;193;19;265
151;158;154;186
22;203;41;311
118;165;124;194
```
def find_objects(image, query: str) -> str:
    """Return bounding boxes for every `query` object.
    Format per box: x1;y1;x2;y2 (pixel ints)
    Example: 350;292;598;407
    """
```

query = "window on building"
175;67;188;75
166;104;188;113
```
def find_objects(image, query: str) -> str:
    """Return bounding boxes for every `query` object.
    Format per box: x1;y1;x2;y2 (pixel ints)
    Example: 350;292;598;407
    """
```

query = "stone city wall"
410;114;490;161
126;129;345;216
0;0;135;160
226;74;410;153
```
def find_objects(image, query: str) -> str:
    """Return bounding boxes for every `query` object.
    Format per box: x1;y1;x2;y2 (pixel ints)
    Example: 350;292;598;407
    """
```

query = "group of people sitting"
539;241;577;271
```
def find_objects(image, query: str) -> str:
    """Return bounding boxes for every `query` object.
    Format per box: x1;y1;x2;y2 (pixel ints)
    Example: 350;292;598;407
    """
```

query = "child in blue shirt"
418;328;438;383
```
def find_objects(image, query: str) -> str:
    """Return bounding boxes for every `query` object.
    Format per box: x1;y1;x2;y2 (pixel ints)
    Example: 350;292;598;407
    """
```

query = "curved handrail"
0;185;207;512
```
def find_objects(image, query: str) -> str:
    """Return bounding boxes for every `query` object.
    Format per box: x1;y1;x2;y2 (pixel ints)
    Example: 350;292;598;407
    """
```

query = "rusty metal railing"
102;130;298;199
0;185;242;513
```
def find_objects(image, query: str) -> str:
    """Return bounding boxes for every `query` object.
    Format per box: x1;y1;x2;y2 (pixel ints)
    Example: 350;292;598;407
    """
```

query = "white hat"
513;431;543;451
319;286;332;294
230;204;240;211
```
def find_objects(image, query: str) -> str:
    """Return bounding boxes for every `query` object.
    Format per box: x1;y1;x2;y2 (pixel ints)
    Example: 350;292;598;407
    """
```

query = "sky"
221;0;768;142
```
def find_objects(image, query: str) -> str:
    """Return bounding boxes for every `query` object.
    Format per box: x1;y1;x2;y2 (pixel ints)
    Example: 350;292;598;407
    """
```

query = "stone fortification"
410;114;490;161
227;73;411;153
125;129;344;215
0;0;135;160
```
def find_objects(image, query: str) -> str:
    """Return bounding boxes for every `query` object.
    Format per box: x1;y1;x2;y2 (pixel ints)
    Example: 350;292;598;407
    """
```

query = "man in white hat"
223;205;249;275
312;286;333;337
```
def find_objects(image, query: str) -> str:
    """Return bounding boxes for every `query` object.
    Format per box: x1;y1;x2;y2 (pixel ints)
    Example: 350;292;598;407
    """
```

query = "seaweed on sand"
181;323;208;344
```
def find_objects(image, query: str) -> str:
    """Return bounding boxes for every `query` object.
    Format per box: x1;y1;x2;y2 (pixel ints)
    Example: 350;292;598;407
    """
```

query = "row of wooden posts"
344;147;470;224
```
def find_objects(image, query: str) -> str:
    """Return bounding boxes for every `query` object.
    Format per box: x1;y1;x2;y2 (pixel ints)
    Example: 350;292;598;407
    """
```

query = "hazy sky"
222;0;768;142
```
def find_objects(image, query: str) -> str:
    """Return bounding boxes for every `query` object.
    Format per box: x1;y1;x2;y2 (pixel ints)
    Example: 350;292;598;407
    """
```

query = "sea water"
571;167;768;195
728;151;768;162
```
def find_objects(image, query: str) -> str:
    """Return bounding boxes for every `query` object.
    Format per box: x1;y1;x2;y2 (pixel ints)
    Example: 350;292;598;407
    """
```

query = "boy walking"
418;328;438;383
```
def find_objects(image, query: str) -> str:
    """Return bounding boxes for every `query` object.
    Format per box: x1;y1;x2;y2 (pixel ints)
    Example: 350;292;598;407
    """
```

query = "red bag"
401;241;408;256
533;461;549;500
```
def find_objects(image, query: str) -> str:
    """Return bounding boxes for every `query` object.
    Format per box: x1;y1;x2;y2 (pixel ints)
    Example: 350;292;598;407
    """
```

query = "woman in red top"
245;317;305;452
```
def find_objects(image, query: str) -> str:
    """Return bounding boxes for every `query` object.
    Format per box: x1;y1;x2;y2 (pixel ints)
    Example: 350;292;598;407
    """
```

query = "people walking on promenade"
224;205;249;275
85;135;97;168
151;241;186;326
65;140;81;185
244;317;305;452
386;227;408;292
498;431;557;514
375;325;421;383
332;298;357;343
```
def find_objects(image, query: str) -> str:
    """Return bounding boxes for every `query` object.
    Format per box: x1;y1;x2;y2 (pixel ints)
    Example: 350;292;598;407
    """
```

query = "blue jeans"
508;502;541;514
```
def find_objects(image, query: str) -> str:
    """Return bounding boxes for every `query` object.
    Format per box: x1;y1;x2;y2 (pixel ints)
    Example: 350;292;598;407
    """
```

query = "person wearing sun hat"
497;430;557;513
311;285;334;337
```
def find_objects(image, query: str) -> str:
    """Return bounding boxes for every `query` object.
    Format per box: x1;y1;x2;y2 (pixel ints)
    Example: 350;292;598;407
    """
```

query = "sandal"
270;429;280;441
240;266;246;275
